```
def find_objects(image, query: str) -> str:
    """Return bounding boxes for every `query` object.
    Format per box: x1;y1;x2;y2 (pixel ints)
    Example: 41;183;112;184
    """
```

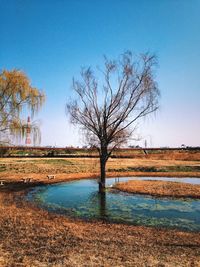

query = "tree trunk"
99;156;107;193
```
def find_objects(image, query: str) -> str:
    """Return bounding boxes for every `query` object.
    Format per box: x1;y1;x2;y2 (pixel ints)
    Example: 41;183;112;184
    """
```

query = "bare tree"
67;51;160;192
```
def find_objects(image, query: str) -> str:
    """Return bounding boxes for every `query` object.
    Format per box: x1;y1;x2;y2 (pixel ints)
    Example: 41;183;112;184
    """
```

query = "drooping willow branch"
0;69;45;144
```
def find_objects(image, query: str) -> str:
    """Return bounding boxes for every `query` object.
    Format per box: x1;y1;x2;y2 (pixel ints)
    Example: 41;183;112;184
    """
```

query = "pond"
27;177;200;232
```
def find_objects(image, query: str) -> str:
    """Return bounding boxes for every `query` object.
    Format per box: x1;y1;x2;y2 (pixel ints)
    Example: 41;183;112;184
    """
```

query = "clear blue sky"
1;0;200;147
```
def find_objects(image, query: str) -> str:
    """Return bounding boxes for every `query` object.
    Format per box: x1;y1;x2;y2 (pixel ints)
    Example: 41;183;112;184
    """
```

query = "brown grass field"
0;155;200;182
114;180;200;198
0;153;200;266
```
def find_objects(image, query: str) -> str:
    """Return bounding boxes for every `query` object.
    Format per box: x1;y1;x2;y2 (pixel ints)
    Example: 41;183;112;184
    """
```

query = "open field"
0;153;200;266
0;155;200;183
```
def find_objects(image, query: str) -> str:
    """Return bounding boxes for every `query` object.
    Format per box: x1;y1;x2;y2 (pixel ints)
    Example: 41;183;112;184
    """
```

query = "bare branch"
66;51;160;192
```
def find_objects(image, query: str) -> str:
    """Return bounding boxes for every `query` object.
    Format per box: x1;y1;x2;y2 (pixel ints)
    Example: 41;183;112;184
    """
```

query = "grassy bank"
0;184;200;266
114;180;200;198
0;157;200;266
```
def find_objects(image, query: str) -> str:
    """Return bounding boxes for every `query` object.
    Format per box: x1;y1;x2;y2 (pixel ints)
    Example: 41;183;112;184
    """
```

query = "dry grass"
0;155;200;266
0;157;200;184
116;150;200;161
114;180;200;198
0;189;200;266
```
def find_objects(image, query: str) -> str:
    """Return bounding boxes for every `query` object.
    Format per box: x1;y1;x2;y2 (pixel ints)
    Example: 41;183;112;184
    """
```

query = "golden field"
114;180;200;198
0;153;200;266
0;155;200;183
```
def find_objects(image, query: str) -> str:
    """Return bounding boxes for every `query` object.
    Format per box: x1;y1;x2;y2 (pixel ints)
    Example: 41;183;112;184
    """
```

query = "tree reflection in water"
98;192;107;219
87;191;107;220
28;177;200;231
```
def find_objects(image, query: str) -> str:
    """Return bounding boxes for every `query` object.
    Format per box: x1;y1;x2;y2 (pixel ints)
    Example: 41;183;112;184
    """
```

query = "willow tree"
67;51;160;192
0;69;45;145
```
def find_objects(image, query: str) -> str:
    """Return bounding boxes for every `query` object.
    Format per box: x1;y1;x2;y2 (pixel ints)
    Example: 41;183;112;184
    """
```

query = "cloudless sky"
1;0;200;147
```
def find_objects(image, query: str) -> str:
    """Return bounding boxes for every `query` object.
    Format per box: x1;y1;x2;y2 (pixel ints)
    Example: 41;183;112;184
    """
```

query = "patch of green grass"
34;159;74;165
108;165;200;172
0;165;6;172
108;166;157;172
159;165;200;172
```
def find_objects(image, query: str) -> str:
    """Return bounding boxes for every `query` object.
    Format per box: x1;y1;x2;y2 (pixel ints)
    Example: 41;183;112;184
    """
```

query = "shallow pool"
27;177;200;231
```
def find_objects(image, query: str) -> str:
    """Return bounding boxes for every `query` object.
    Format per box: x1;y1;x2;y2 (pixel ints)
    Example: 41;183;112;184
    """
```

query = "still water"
27;177;200;231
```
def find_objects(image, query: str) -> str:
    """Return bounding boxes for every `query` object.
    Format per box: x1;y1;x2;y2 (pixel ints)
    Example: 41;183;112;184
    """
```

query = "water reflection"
85;191;107;219
98;192;107;219
27;177;200;231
